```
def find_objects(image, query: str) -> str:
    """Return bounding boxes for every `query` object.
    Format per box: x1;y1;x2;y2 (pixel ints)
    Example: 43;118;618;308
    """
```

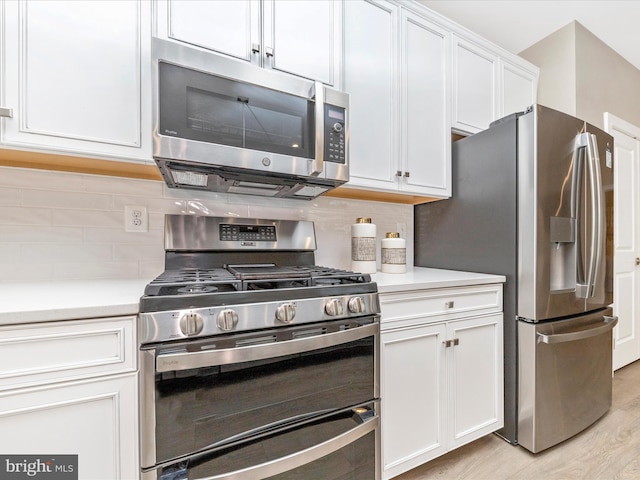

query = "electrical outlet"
397;222;407;240
125;205;148;232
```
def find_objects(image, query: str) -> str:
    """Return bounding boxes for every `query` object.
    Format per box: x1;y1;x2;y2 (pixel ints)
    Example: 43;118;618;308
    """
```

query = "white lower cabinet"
380;284;504;479
0;316;139;480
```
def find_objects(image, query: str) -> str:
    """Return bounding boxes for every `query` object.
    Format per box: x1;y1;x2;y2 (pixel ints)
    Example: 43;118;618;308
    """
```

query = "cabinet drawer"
380;284;502;329
0;316;136;391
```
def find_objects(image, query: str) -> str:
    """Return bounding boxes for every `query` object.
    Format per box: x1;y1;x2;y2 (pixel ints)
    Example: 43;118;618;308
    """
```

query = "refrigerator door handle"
573;139;587;296
586;133;605;298
536;315;618;344
574;132;605;299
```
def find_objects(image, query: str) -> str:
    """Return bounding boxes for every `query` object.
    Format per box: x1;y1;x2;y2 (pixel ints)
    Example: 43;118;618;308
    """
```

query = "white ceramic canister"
381;232;406;274
351;218;377;273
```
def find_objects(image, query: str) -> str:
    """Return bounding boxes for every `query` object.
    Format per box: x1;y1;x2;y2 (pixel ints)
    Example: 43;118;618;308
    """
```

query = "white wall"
519;21;640;130
0;166;414;282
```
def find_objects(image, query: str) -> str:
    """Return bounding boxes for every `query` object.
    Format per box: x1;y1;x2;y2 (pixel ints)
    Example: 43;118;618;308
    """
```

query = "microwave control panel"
324;105;346;164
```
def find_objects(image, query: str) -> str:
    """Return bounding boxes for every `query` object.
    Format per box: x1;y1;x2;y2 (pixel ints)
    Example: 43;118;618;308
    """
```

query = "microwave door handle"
309;81;324;177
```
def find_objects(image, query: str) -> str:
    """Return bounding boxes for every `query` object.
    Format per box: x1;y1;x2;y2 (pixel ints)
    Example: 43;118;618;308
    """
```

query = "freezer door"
518;105;614;321
518;308;617;453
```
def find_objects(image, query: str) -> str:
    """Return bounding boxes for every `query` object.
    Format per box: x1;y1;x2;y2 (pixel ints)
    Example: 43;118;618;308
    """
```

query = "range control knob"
275;302;296;324
325;298;344;317
217;309;239;331
347;296;366;314
179;312;204;336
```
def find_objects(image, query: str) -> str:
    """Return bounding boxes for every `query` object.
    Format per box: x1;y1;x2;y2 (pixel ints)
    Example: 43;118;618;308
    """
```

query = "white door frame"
604;112;640;370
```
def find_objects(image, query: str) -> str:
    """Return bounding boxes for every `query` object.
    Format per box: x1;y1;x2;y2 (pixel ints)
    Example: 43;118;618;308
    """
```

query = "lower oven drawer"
142;402;380;480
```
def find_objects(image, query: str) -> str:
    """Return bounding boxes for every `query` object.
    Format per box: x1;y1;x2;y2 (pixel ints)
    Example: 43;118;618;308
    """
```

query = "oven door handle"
199;414;379;480
156;322;379;372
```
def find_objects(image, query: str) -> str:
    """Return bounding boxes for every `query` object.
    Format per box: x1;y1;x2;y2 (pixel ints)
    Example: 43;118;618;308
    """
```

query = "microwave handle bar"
309;81;324;177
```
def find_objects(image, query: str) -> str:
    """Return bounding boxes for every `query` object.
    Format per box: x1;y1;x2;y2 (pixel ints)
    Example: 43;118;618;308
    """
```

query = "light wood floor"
396;359;640;480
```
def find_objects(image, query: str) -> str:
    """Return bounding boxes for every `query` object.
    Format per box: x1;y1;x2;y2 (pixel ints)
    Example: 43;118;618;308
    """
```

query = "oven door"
142;401;379;480
140;317;379;475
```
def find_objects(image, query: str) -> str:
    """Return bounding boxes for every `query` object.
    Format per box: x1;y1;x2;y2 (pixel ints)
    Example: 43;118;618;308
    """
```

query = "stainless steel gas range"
139;215;381;480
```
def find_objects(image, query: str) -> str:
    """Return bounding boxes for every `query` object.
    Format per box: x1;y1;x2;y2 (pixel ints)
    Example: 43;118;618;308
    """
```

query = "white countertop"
373;267;505;293
0;268;505;326
0;279;150;326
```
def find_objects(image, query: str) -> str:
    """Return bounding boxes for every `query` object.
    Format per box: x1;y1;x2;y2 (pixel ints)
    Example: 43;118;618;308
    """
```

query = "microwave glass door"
159;62;315;158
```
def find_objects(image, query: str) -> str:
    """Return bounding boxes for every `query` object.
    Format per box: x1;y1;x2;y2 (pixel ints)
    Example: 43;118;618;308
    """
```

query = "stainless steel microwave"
151;38;349;200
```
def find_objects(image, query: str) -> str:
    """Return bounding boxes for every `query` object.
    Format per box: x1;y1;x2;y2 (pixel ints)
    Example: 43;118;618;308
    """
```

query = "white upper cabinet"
344;1;451;198
401;9;450;197
500;59;538;118
344;0;398;192
452;33;538;134
452;35;498;133
156;0;342;86
0;0;152;162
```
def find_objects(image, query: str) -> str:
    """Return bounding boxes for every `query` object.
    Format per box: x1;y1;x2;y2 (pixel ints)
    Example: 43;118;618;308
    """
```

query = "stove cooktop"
144;265;372;297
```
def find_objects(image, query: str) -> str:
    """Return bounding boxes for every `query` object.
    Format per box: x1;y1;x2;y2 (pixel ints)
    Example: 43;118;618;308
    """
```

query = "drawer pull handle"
445;301;454;309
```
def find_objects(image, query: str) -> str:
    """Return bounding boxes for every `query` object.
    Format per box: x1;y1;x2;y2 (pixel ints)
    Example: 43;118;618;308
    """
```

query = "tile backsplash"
0;166;414;282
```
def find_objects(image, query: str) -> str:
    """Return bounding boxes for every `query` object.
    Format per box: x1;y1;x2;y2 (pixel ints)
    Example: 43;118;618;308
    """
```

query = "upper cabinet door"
158;0;341;86
452;35;498;134
401;9;451;197
344;0;399;190
1;0;152;162
165;0;260;63
265;0;341;86
500;60;538;117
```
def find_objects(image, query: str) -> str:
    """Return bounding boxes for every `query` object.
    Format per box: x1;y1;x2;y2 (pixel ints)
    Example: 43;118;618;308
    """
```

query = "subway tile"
22;189;113;210
84;175;164;196
139;260;165;279
83;227;163;245
53;261;139;280
112;196;187;213
0;187;20;205
187;200;248;217
0;262;54;282
53;209;122;227
0;226;84;243
114;244;165;262
0;166;86;191
0;206;52;225
0;244;21;264
21;244;113;264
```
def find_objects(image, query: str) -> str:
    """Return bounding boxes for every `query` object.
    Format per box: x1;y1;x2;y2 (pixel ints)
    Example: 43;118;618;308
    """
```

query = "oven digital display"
220;224;277;241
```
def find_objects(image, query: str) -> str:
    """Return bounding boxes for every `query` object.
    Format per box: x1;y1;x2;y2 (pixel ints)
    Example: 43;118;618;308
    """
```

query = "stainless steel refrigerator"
415;104;617;453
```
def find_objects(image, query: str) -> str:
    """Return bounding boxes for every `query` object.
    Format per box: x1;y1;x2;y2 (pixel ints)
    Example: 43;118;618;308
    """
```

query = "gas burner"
177;285;219;295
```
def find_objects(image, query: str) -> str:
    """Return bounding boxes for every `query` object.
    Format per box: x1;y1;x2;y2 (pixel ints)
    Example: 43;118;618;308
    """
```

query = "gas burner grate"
144;268;241;296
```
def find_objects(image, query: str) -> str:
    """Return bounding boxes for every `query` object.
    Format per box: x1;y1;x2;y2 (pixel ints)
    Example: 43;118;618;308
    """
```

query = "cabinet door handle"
636;257;640;266
445;301;454;309
251;43;261;54
265;46;274;57
396;171;402;177
443;339;460;348
403;171;410;178
0;107;13;118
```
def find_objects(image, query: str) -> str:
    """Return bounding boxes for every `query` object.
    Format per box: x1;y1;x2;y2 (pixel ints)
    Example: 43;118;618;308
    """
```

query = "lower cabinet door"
0;373;139;480
381;323;447;479
448;314;504;449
